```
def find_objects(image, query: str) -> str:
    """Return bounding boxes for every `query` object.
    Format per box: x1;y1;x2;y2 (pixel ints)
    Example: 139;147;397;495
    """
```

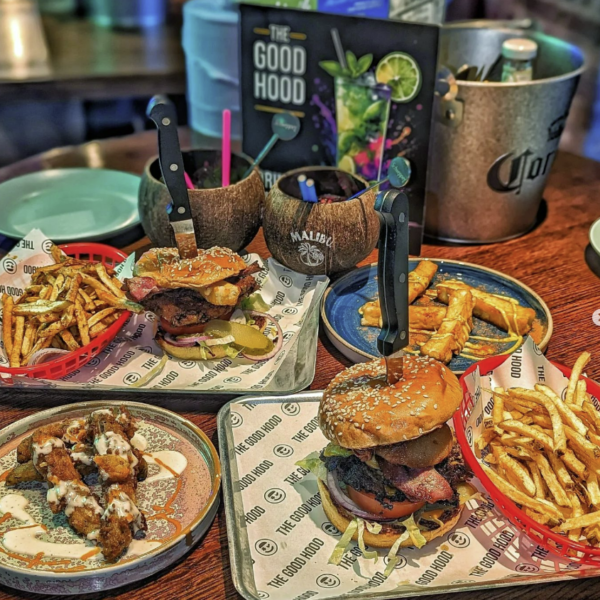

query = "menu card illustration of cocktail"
240;5;439;253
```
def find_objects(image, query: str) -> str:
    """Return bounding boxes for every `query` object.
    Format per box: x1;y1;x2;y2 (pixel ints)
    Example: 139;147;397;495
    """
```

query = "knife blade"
374;189;410;385
147;95;198;259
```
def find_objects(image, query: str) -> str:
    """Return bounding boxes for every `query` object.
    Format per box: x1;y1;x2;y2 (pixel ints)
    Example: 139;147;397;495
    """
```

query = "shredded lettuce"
295;452;327;482
357;519;378;561
383;531;410;577
400;513;427;549
323;443;352;458
241;293;270;312
223;345;241;359
193;346;209;360
328;518;358;565
423;513;445;528
365;521;382;535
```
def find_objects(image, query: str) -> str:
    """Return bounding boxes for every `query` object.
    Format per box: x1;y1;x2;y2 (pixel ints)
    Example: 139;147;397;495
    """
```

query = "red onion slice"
163;333;197;347
163;333;212;347
241;312;283;362
26;348;69;366
326;471;395;522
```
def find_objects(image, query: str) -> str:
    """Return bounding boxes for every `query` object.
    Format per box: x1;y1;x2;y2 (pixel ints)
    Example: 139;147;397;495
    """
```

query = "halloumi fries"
420;289;474;364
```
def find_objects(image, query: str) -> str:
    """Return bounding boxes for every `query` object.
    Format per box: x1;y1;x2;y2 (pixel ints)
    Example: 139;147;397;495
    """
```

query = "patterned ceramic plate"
321;258;552;374
0;401;220;594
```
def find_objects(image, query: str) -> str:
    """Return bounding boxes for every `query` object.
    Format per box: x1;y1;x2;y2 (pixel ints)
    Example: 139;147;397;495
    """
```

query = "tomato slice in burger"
159;319;208;336
347;486;425;519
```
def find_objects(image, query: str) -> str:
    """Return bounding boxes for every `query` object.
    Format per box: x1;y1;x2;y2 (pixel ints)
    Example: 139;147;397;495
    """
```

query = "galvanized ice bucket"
425;23;585;243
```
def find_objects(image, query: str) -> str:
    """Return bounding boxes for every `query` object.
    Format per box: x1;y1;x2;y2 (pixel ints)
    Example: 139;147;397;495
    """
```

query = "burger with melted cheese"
298;355;473;565
125;247;280;361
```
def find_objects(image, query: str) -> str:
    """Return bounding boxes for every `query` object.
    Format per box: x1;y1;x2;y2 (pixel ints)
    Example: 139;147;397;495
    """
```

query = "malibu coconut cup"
264;167;379;276
139;150;264;252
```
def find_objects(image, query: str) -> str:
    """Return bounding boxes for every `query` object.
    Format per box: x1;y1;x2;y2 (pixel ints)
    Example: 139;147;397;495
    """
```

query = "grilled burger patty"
322;442;470;509
128;264;261;327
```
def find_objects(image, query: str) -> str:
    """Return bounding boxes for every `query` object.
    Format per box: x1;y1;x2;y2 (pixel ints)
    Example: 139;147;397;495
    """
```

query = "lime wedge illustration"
338;154;356;174
375;52;422;103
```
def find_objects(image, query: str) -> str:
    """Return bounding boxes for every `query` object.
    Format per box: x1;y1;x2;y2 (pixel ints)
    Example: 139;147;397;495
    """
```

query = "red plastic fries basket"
0;243;131;382
455;354;600;565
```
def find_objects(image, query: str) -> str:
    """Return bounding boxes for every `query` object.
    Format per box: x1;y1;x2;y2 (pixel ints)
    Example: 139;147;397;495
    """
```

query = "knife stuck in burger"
125;247;282;362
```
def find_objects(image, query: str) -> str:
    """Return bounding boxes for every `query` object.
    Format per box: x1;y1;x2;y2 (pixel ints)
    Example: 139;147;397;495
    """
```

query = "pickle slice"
204;320;273;355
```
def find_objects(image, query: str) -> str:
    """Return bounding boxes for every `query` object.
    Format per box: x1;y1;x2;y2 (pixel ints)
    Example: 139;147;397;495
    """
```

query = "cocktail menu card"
240;5;439;253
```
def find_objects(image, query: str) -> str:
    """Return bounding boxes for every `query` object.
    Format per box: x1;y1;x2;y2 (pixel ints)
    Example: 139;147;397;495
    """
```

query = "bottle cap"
502;38;538;61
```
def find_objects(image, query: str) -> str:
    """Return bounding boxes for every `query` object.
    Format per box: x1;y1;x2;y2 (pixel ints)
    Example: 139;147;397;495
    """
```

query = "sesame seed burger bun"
133;247;247;289
320;356;462;449
317;479;464;549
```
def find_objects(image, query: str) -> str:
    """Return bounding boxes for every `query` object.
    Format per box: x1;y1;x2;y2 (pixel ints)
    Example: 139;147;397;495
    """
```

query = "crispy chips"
1;244;141;368
478;352;600;546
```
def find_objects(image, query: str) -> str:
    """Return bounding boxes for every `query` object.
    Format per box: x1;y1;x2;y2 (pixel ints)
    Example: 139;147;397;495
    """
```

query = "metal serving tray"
1;283;324;396
218;393;600;600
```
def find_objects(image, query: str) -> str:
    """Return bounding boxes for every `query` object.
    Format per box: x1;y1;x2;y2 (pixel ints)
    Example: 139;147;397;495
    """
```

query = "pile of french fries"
1;245;141;368
479;352;600;547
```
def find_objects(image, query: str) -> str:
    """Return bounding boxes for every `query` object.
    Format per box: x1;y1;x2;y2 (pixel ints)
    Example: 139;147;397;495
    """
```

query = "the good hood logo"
487;148;557;195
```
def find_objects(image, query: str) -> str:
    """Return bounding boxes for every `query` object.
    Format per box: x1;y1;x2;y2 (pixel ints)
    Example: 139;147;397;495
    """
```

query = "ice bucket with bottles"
425;23;585;243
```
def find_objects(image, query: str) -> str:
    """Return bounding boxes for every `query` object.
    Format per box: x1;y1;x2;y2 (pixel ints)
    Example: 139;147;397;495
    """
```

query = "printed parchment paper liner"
0;230;328;393
218;383;600;600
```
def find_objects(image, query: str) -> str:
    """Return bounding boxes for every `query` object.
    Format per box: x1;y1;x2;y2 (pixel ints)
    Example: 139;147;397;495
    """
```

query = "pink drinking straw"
222;109;231;187
184;171;194;190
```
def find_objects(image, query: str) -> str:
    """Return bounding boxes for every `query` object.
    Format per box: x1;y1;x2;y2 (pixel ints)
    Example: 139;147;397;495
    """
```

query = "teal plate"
321;258;553;374
0;169;141;242
590;218;600;257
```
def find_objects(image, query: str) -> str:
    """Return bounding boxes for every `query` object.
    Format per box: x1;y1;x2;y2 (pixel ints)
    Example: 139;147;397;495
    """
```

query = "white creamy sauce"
104;488;144;532
144;451;188;483
94;431;138;470
70;450;93;466
47;480;102;517
91;409;112;417
130;433;147;451
2;525;102;561
0;494;35;524
32;437;64;466
122;538;161;559
63;420;87;445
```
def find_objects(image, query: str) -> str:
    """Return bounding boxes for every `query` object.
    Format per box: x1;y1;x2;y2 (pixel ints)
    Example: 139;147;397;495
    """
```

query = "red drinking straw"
222;109;231;187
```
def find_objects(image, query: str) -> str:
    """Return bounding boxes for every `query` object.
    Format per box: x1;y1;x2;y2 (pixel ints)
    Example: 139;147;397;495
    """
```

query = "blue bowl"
321;258;553;374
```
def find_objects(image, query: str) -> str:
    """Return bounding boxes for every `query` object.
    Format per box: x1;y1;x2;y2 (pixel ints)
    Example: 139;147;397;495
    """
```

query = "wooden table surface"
0;148;600;599
0;17;186;102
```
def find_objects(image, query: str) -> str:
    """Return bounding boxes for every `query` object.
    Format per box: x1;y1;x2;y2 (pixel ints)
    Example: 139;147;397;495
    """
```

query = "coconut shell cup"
264;167;379;276
139;150;264;252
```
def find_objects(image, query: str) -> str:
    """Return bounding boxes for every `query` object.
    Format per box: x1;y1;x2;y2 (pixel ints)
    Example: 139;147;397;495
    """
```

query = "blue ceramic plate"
321;258;553;374
0;169;141;242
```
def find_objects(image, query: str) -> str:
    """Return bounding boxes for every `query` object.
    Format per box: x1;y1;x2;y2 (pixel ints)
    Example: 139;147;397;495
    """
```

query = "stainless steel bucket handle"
436;67;464;128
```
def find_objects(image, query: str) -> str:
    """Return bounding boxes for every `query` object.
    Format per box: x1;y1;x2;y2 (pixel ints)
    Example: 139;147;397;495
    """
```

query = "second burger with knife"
297;354;475;571
125;246;282;362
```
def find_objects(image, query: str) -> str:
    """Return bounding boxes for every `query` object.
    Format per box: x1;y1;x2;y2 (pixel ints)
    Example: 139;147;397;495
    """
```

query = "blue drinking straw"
305;179;318;203
298;175;311;201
